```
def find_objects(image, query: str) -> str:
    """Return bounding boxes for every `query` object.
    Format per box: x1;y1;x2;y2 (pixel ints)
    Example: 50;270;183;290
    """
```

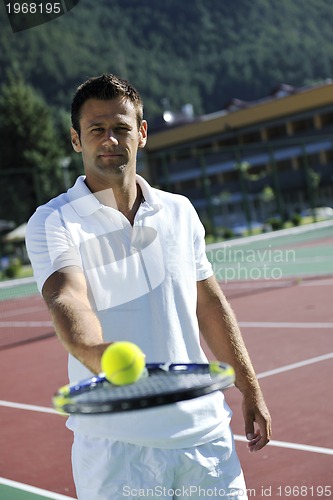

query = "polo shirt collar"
136;174;163;211
67;175;162;217
67;176;101;217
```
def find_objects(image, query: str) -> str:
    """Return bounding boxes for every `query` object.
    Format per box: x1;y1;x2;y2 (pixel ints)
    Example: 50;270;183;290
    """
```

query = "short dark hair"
71;74;144;135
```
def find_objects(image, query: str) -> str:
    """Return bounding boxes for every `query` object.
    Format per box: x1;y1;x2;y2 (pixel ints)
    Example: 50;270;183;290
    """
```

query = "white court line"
0;400;58;414
207;219;333;250
1;354;332;457
224;280;293;288
0;276;37;288
222;278;333;290
1;353;332;416
285;257;333;264
0;321;53;327
239;321;333;329
1;401;332;456
1;305;47;319
301;278;333;286
0;477;75;499
6;320;331;329
1;321;331;329
256;352;333;379
234;435;333;455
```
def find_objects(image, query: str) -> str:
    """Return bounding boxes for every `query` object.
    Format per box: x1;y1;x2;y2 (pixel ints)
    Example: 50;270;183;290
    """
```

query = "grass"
205;215;331;244
0;264;33;282
17;265;34;278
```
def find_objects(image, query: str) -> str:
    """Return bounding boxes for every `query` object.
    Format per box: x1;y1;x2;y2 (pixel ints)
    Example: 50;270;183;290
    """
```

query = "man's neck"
84;174;142;225
114;182;143;225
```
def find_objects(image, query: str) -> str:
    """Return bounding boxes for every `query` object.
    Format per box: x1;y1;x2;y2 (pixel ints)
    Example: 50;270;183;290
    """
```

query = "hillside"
1;0;333;121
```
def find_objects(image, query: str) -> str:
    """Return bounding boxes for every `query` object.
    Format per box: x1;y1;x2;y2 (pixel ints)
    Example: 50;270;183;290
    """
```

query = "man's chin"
96;159;127;173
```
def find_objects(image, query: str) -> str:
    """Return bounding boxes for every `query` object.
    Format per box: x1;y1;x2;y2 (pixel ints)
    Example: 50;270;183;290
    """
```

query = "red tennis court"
1;225;332;499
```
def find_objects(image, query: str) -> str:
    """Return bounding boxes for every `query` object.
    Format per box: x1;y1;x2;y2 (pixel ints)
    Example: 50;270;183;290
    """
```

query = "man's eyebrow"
86;121;105;128
86;119;132;129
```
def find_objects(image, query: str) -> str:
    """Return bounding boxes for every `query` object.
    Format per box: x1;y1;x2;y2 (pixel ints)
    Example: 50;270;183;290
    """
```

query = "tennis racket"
53;361;235;415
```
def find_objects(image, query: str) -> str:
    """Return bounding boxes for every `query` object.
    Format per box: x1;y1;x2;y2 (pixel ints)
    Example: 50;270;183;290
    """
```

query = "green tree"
0;74;64;223
2;0;333;120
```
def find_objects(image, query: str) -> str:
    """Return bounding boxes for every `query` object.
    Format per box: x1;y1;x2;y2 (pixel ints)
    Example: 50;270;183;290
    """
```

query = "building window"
306;153;321;168
291;117;313;134
276;159;293;172
265;124;287;140
319;111;333;128
239;131;262;144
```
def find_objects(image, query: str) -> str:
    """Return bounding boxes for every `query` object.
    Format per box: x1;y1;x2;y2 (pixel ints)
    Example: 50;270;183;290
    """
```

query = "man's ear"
70;127;82;152
138;120;148;149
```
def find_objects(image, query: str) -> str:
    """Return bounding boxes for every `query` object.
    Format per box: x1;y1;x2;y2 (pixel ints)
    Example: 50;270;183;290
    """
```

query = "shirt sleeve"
189;203;214;282
25;205;82;293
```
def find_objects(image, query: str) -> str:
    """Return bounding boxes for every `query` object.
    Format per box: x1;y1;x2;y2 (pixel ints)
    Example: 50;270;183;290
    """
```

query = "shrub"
266;217;283;231
5;258;22;278
291;213;302;226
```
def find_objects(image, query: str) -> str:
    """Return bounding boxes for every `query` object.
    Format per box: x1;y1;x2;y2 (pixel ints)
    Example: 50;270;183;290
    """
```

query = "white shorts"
72;427;247;499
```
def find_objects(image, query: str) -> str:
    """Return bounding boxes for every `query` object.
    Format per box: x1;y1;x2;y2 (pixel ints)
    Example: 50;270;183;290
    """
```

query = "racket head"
53;362;235;415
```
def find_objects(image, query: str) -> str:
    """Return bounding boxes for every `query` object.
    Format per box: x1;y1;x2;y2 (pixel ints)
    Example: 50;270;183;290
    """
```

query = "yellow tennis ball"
101;341;146;386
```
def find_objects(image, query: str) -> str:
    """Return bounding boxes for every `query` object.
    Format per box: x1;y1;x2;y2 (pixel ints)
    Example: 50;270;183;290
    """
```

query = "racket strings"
75;372;216;403
53;363;235;414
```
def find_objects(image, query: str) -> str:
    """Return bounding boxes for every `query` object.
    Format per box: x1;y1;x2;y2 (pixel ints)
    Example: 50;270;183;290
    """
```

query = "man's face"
71;97;147;186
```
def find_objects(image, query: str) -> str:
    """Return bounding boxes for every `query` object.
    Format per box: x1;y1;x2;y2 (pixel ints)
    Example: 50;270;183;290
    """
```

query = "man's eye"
91;128;104;133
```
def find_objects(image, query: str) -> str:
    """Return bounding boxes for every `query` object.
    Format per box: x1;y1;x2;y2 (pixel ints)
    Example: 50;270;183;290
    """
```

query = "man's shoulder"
27;176;85;226
153;186;193;209
28;191;69;224
138;175;193;211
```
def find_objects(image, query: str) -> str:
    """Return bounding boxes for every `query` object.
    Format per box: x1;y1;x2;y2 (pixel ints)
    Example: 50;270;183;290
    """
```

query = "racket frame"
53;362;235;415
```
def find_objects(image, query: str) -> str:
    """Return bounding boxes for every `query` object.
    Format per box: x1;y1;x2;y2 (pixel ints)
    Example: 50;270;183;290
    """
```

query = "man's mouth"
98;153;123;158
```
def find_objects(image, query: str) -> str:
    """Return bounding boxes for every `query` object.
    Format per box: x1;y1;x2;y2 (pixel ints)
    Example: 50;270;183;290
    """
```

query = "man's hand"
242;394;272;452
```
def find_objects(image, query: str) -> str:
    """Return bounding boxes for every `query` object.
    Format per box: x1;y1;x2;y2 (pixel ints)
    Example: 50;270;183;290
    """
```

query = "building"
144;81;333;233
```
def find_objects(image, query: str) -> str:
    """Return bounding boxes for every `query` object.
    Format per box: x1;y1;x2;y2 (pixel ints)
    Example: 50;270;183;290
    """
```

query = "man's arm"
197;275;272;452
42;267;110;374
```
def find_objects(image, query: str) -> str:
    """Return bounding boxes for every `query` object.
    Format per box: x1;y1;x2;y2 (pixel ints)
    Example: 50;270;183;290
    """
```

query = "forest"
1;0;333;224
2;0;333;120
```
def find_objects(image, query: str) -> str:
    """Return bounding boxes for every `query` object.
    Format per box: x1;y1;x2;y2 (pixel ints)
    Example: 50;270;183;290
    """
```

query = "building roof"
146;80;333;151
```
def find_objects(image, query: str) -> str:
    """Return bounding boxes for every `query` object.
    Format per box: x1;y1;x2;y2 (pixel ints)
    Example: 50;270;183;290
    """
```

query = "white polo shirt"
26;175;232;448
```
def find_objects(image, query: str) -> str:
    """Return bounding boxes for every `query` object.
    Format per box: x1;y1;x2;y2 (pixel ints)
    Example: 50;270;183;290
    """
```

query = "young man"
26;74;271;500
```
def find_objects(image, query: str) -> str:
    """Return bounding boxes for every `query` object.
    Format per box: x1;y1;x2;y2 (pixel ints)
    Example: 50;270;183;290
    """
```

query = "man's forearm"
197;276;260;394
42;269;111;374
48;294;109;374
197;276;271;451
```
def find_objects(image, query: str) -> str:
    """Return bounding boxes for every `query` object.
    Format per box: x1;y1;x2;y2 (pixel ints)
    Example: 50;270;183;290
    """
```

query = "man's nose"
103;130;118;146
